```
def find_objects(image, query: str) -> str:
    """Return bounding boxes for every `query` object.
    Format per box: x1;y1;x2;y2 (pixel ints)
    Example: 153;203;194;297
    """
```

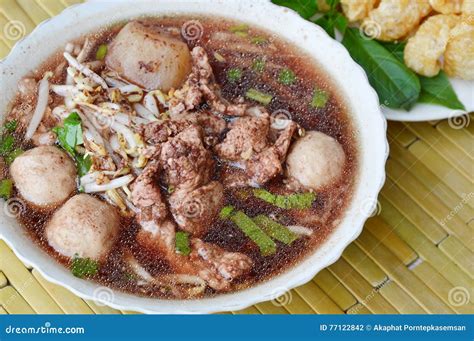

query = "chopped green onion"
71;255;99;278
278;68;296;85
311;88;329;108
253;189;316;209
245;88;273;105
229;24;249;34
219;205;235;219
96;44;108;60
227;68;242;83
167;185;175;194
4;148;23;165
175;231;191;256
0;135;15;156
251;36;268;45
252;58;266;73
230;210;276;256
0;179;13;200
253;215;298;245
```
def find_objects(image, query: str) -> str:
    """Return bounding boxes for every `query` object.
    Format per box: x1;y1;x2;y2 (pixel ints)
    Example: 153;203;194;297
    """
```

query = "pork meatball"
45;194;120;260
10;146;76;208
106;21;192;91
286;131;345;190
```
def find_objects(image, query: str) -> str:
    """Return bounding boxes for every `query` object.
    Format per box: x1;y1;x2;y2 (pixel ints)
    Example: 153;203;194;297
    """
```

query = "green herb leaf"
253;189;316;209
380;42;405;63
54;112;84;155
252;58;266;73
227;68;242;83
278;68;297;85
4;148;24;165
3;120;17;133
311;88;329;108
53;112;91;176
75;154;92;177
71;256;99;278
245;88;273;105
0;135;15;156
0;179;13;200
96;44;108;60
175;231;191;256
253;215;298;245
271;0;318;19
418;71;465;110
342;28;420;110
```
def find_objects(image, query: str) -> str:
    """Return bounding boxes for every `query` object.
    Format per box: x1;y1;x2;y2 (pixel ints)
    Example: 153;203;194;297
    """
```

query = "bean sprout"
25;72;53;140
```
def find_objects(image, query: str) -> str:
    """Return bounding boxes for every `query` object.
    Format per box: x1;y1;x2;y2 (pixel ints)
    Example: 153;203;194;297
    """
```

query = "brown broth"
7;15;358;299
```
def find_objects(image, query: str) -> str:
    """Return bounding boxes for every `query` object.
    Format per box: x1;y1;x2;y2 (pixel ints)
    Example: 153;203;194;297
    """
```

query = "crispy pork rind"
341;0;378;22
362;0;432;41
429;0;463;14
444;20;474;79
462;0;474;24
404;14;458;77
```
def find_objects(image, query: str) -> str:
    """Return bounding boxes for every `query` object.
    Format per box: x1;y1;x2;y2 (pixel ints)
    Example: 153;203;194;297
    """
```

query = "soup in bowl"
0;0;387;313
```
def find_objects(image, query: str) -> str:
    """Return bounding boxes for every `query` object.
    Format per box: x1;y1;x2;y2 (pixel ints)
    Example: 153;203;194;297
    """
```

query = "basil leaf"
313;11;347;38
380;42;405;63
271;0;318;19
313;15;336;38
342;28;420;110
75;154;92;177
419;71;466;110
53;112;83;155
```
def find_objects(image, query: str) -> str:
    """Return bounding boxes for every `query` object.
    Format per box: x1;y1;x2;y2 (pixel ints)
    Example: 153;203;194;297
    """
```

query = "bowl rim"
0;0;389;314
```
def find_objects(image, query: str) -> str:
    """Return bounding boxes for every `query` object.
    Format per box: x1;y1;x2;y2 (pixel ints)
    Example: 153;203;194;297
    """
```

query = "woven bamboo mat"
0;0;472;315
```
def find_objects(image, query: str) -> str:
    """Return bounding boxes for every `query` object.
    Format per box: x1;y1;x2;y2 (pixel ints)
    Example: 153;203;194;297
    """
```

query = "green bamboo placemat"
0;0;472;315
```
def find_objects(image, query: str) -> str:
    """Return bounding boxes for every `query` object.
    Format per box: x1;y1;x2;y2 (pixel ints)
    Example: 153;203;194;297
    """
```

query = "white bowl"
0;0;388;314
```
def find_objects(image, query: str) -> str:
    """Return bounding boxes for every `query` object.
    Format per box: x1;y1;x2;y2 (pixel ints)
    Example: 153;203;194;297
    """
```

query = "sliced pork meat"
246;121;297;184
191;239;253;282
106;21;192;91
159;125;214;191
215;114;270;162
169;46;248;117
138;110;226;147
131;161;168;224
169;181;224;237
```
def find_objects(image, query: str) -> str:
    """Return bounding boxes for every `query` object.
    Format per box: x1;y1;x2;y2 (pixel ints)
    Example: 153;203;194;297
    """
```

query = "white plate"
0;0;388;314
382;78;474;122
